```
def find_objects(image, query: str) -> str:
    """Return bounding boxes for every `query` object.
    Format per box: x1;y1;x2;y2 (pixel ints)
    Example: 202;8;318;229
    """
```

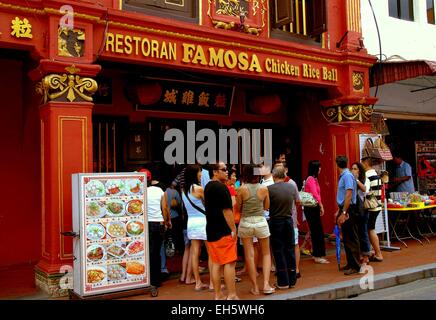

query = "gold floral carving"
322;105;373;123
352;72;364;92
208;0;263;35
216;0;246;17
36;67;98;104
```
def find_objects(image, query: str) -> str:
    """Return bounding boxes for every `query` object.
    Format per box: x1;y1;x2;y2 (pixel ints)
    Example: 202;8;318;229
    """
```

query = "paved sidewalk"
126;239;436;300
2;239;436;300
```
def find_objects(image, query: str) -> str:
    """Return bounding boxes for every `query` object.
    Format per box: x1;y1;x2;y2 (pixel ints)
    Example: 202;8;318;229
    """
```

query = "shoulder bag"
363;177;382;209
299;179;318;208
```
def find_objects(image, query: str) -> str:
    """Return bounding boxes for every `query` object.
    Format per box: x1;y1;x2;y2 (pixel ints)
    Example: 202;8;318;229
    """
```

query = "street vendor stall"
387;193;436;247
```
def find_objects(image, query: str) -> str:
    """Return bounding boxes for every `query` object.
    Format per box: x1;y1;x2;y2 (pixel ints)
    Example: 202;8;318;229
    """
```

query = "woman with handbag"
303;160;329;264
361;157;384;262
351;162;371;270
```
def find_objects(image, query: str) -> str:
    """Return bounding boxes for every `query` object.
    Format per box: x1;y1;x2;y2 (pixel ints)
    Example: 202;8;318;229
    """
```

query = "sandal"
314;257;330;264
262;287;275;295
369;255;383;262
250;288;260;295
194;283;209;291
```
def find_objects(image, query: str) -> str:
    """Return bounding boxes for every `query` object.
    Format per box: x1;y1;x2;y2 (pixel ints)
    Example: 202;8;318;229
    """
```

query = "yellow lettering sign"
303;64;320;79
11;17;33;39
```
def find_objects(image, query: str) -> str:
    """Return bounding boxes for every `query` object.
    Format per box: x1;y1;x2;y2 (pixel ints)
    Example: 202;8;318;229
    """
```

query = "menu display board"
72;173;149;297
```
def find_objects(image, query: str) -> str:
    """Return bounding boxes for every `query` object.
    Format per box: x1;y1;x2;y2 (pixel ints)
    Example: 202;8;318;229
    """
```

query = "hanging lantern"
135;82;162;105
249;94;281;114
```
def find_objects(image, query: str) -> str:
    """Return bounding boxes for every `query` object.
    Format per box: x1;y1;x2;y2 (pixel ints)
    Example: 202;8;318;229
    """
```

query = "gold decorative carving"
0;2;374;67
216;0;247;17
212;20;236;30
322;104;373;123
58;27;85;57
352;71;364;92
36;69;98;104
242;25;261;35
65;65;81;74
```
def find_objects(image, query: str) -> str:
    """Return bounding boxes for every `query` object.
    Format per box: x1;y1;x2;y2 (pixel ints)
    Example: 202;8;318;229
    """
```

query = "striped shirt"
365;169;382;212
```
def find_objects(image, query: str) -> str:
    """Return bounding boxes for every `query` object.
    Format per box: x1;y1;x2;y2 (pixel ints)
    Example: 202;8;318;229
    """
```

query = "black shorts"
367;210;381;230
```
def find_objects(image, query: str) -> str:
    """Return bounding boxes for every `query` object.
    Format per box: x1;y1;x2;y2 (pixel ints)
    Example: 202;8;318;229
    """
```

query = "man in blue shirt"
335;155;360;275
392;155;415;193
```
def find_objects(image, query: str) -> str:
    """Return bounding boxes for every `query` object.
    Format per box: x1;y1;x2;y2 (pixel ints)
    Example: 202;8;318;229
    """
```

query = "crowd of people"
140;151;391;299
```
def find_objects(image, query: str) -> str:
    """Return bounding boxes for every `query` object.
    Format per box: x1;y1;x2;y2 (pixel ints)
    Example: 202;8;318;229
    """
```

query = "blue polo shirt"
337;168;357;206
396;161;415;193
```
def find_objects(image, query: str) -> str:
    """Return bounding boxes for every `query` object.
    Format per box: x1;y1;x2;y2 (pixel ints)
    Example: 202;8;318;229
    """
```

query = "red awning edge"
370;60;436;87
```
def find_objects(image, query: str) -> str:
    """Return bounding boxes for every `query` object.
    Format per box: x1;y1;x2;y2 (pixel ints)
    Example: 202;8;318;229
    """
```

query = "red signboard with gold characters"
72;173;149;297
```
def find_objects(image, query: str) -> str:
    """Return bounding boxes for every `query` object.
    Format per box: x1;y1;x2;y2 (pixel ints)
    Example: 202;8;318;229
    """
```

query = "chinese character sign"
11;17;33;39
136;79;234;115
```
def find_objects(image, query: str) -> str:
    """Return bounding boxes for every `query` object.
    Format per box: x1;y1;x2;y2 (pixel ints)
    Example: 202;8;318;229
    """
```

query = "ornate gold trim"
352;71;364;92
212;20;236;30
322;104;373;123
0;2;374;67
107;20;373;66
36;71;98;103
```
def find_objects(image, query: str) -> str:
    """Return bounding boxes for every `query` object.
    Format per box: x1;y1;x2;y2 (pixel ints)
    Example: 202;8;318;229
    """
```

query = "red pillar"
30;60;100;297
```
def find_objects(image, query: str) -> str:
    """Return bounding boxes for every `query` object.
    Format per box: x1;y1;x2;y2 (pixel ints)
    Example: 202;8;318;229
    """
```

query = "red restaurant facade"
0;0;377;296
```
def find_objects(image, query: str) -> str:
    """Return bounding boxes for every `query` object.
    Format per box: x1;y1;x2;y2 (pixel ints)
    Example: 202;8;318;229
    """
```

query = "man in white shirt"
143;169;170;287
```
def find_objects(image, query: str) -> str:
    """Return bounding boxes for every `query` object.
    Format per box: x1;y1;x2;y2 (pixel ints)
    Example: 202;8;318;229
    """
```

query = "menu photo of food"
106;200;125;217
87;266;107;285
126;240;145;256
106;221;127;238
107;263;127;282
86;223;106;241
126;220;144;237
126;261;146;278
86;244;106;263
105;179;125;196
106;242;127;260
126;199;143;216
125;179;143;196
86;201;107;219
85;180;106;198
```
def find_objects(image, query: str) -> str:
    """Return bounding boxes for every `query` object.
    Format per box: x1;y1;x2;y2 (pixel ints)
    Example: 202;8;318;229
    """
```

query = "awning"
370;60;436;86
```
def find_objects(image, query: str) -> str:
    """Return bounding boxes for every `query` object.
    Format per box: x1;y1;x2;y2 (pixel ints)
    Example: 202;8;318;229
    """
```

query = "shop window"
123;0;197;21
388;0;414;21
427;0;435;24
271;0;327;43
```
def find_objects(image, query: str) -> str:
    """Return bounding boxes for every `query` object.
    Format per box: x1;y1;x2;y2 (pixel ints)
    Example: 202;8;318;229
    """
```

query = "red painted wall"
0;58;41;267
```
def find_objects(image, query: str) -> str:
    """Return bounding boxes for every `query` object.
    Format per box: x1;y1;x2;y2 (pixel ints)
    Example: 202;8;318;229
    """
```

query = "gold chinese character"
182;90;195;105
214;94;226;108
164;89;178;104
134;135;142;143
198;92;210;107
11;17;33;39
136;146;142;154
